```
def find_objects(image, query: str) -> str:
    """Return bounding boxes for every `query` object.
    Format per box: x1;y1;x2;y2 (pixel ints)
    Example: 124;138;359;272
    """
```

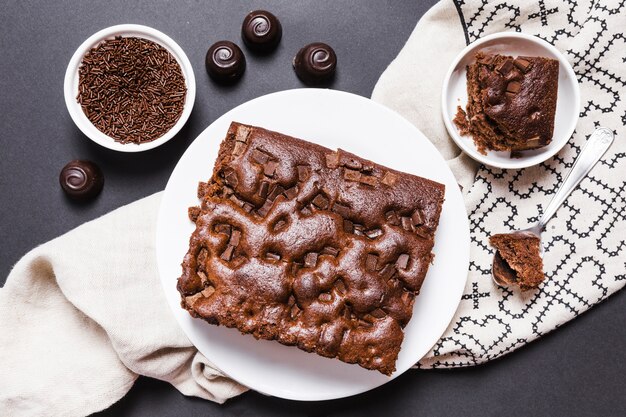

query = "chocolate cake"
177;122;446;375
490;232;544;291
454;52;559;155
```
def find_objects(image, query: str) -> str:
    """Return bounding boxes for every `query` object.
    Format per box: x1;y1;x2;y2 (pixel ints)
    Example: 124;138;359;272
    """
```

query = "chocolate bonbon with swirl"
293;42;337;85
205;40;246;84
59;160;104;201
241;10;282;53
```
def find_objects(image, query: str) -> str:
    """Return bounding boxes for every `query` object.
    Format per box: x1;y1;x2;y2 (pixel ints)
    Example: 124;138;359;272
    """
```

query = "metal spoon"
492;127;615;287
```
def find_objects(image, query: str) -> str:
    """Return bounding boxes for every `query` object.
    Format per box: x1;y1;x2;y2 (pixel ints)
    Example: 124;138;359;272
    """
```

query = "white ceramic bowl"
441;32;580;169
64;24;196;152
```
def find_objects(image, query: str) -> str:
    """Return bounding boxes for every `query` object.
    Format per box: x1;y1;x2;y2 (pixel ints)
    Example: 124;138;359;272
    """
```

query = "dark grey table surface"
1;1;624;416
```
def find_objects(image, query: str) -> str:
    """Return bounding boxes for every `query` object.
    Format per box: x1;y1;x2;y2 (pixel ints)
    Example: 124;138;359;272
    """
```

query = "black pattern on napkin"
419;0;626;368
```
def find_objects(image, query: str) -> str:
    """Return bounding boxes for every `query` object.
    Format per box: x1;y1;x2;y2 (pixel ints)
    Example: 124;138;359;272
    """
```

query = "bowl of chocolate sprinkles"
64;24;196;152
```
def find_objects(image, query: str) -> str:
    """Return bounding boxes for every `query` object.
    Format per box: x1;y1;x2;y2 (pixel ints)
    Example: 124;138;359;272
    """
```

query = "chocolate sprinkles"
77;36;186;144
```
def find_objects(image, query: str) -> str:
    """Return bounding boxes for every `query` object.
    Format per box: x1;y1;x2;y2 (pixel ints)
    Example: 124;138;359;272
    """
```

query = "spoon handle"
538;127;614;230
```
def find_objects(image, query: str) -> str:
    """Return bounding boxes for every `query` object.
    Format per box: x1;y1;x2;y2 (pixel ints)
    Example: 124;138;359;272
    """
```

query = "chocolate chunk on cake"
454;52;559;155
490;232;544;291
177;122;446;375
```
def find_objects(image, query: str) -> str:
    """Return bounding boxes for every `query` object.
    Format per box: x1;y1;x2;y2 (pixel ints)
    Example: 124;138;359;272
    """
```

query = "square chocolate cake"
177;122;445;375
454;52;559;155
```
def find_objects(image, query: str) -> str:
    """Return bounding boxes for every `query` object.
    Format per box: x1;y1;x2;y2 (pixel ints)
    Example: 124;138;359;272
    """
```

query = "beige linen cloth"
2;0;625;415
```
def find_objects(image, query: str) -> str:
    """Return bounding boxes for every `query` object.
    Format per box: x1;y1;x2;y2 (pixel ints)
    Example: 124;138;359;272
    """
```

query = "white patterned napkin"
373;0;625;367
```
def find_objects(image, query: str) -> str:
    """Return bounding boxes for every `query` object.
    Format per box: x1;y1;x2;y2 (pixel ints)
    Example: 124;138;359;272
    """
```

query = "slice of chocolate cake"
454;52;559;155
490;232;544;291
177;122;446;375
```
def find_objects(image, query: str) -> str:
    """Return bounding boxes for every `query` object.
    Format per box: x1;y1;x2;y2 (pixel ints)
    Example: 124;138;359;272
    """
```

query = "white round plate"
64;24;196;152
156;89;470;401
441;32;580;169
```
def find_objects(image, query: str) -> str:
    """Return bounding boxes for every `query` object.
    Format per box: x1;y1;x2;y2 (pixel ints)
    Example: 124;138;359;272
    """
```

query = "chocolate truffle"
205;41;246;83
241;10;282;53
293;42;337;85
59;160;104;201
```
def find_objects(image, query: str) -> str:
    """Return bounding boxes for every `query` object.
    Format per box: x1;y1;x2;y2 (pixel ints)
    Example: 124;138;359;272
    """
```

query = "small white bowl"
64;24;196;152
441;32;580;169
